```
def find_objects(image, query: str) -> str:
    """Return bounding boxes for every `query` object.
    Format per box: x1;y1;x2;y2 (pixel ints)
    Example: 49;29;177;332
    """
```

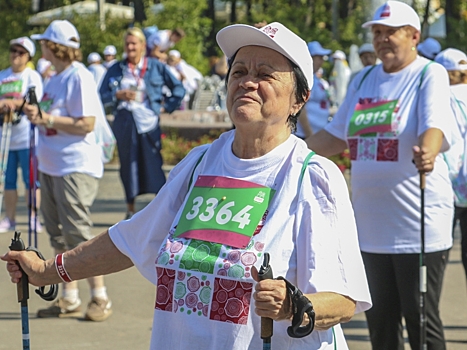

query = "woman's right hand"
116;89;136;102
1;250;48;287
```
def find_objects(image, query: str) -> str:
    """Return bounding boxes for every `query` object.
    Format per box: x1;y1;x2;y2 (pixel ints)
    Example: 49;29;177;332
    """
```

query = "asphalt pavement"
0;164;466;349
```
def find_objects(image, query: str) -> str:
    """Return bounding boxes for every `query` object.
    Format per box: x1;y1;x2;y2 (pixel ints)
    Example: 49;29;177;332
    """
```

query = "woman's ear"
290;90;310;116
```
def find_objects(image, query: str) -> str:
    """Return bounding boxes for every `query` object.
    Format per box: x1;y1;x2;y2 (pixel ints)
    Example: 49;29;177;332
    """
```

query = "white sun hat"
216;22;313;91
435;48;467;71
87;52;102;64
358;43;375;55
417;38;441;60
31;20;80;49
332;50;347;60
9;37;36;57
103;45;117;56
362;1;421;31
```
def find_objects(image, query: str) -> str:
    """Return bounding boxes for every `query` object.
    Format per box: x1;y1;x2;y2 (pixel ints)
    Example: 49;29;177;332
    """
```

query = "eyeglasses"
10;48;28;56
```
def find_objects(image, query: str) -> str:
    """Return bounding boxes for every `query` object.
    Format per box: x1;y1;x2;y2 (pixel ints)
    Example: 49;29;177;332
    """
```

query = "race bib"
174;175;275;249
348;99;398;137
0;80;23;99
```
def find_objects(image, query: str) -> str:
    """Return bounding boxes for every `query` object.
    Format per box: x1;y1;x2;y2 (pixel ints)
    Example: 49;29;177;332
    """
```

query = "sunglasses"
10;48;28;56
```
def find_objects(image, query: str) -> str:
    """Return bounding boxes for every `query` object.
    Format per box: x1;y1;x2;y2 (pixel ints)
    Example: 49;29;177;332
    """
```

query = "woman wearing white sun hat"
3;21;371;349
23;20;112;322
307;1;454;349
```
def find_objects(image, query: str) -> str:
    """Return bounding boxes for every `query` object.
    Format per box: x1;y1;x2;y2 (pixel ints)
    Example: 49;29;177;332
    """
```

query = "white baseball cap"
31;20;80;49
358;43;375;55
332;50;346;60
87;52;102;64
435;48;467;71
362;1;421;31
216;22;313;91
168;50;181;59
103;45;117;56
10;37;36;57
417;38;441;60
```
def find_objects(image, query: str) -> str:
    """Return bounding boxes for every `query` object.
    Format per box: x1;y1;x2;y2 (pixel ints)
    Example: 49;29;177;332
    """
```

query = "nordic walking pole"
419;171;427;350
25;87;41;248
258;253;273;350
0;108;13;216
9;231;31;350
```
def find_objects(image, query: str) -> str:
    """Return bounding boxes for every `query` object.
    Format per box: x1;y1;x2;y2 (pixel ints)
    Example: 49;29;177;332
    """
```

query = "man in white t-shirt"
87;52;107;88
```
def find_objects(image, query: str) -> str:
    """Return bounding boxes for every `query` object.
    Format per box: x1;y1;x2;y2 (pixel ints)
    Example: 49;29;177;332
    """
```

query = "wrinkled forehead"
231;45;294;71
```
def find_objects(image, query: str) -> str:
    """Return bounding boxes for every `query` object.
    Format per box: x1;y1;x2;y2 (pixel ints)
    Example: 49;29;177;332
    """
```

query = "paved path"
0;164;466;349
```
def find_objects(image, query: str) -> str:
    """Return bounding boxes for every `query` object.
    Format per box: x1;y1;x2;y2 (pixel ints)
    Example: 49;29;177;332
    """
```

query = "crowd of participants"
0;1;467;349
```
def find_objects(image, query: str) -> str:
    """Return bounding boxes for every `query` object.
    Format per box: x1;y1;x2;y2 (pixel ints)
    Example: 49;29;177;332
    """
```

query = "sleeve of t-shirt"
416;62;452;152
66;69;101;118
108;144;211;285
295;155;372;314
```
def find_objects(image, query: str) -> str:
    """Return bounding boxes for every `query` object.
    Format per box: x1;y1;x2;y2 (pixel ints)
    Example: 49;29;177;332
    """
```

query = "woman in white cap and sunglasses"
308;1;454;349
0;37;43;234
21;20;112;322
3;22;371;349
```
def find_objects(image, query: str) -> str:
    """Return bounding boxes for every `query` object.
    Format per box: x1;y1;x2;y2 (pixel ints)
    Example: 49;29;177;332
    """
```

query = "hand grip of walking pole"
258;253;274;342
27;86;42;119
419;171;426;190
9;231;29;304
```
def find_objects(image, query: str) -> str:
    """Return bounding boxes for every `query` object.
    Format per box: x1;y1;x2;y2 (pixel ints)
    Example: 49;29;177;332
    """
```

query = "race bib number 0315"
348;99;398;137
174;175;275;249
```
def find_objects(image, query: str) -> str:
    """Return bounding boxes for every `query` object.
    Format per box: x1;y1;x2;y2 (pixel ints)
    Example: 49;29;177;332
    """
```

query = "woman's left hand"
251;266;292;321
23;103;52;127
412;145;436;173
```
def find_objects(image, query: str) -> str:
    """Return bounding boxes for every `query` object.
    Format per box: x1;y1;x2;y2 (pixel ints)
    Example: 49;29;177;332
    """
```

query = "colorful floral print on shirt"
155;175;273;325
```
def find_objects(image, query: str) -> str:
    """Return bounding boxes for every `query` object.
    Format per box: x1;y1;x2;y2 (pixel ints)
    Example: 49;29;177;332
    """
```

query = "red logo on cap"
380;4;391;18
262;26;278;38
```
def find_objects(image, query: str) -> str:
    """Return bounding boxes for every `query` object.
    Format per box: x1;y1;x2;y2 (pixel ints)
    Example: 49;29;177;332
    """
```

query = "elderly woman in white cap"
295;41;332;138
0;37;43;234
87;52;106;88
435;48;467;283
3;22;371;349
21;20;113;322
307;1;454;349
103;45;117;69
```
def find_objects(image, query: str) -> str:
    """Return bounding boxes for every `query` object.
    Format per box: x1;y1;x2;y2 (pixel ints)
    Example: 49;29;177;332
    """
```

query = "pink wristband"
55;253;73;283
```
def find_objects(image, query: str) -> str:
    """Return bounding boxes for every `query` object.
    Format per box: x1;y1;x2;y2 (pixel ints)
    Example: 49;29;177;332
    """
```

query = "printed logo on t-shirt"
348;97;401;162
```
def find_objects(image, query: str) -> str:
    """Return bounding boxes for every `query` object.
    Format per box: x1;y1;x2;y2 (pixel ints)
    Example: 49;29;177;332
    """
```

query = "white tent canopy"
27;0;134;26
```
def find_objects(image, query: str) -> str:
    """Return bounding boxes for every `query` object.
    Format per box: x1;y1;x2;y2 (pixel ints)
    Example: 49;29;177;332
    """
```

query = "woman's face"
9;45;29;71
312;55;324;73
124;34;145;62
372;24;419;72
226;46;302;131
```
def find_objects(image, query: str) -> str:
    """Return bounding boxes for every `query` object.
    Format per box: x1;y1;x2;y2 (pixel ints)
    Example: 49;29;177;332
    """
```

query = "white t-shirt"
38;62;103;178
0;67;43;150
295;75;331;137
326;57;453;254
109;130;371;350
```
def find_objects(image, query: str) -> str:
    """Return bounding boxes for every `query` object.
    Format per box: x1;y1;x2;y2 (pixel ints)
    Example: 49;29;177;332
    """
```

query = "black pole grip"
258;253;273;340
9;231;29;303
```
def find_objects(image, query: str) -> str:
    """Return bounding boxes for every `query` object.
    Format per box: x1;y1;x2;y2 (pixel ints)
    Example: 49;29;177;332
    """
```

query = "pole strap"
276;276;315;338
